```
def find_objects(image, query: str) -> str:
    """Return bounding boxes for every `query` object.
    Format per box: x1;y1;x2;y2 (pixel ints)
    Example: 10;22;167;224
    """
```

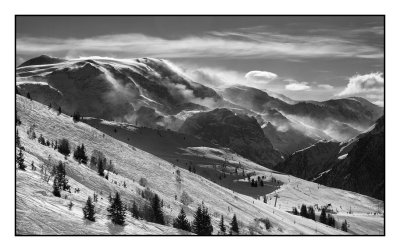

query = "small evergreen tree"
52;176;61;197
57;138;71;156
327;214;336;227
16;129;21;148
320;208;327;224
27;92;31;100
16;148;26;170
192;203;213;235
107;192;126;225
38;134;46;145
292;207;299;215
152;194;165;225
58;106;62;115
54;161;69;191
173;207;191;232
130;201;140;219
341;220;348;232
73;144;88;164
83;196;96;221
97;159;104;176
300;204;308;218
73;111;81;122
307;206;316;221
219;215;226;234
230;214;239;235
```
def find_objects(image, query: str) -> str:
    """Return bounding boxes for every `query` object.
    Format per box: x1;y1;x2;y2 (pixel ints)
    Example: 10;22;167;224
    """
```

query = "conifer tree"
320;208;327;224
192;203;213;235
83;196;96;221
16;129;21;148
58;138;70;156
27;92;31;100
16;148;26;170
307;206;316;220
54;161;69;191
173;207;191;232
97;159;104;176
130;201;140;219
107;192;126;225
300;204;308;218
52;176;61;197
219;215;226;234
327;214;336;227
58;106;62;115
230;214;239;235
152;194;165;225
341;220;348;232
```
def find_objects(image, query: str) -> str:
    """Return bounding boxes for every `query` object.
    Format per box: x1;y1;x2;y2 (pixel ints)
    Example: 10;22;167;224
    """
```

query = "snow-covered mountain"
17;56;383;155
16;95;384;235
274;116;385;200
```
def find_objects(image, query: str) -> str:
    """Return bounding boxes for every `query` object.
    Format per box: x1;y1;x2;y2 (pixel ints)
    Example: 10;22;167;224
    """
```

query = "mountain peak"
18;55;66;68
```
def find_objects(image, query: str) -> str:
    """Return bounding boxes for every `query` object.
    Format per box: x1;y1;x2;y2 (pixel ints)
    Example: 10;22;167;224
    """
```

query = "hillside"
16;95;383;235
274;116;385;200
179;108;283;167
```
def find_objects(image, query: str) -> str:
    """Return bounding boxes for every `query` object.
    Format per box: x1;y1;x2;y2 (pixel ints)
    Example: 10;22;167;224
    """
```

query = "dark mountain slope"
179;108;283;167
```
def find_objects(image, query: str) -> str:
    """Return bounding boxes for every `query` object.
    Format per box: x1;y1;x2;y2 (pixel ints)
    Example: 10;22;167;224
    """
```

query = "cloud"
317;84;334;90
285;80;311;91
17;28;383;60
245;71;277;83
181;67;246;88
337;72;384;96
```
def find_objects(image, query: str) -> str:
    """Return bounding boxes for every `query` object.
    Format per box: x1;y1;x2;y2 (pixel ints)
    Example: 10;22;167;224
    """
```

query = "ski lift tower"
274;193;280;207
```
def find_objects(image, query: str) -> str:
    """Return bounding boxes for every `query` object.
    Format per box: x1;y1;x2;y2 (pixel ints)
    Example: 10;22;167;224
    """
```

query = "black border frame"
14;14;386;237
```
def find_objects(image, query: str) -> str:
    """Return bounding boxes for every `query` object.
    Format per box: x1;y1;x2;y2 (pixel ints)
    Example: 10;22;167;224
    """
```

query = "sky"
16;16;384;105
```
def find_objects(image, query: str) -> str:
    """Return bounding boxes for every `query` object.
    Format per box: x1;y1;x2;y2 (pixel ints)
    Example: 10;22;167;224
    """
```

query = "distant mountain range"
17;55;383;158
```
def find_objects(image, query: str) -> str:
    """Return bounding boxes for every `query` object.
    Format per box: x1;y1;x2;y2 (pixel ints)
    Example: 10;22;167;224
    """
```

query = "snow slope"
16;95;382;235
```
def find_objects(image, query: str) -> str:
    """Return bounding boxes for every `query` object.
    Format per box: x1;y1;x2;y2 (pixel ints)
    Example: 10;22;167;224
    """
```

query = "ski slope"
16;95;383;235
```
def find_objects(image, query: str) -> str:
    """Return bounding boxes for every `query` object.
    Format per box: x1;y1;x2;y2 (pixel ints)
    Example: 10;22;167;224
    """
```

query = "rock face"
274;140;341;180
316;116;385;200
274;116;385;200
179;108;283;167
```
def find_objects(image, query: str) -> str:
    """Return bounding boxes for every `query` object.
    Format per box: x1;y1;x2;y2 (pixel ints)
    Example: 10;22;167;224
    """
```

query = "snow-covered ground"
16;95;383;235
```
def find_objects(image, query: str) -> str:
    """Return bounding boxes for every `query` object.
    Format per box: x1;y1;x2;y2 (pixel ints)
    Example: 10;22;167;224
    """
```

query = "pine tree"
173;207;191;232
107;192;126;225
27;92;31;100
341;220;348;232
320;208;327;224
130;201;140;219
83;196;96;221
307;206;316;220
327;214;336;227
57;138;70;156
230;214;239;235
219;215;226;234
97;159;104;176
54;161;69;191
292;207;299;215
192;203;213;235
38;134;46;145
16;148;26;170
300;204;308;218
151;194;165;225
58;106;62;115
16;129;21;148
52;176;61;197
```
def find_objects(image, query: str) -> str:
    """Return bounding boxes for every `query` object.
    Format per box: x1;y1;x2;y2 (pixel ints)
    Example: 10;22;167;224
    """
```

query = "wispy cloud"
17;27;383;60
